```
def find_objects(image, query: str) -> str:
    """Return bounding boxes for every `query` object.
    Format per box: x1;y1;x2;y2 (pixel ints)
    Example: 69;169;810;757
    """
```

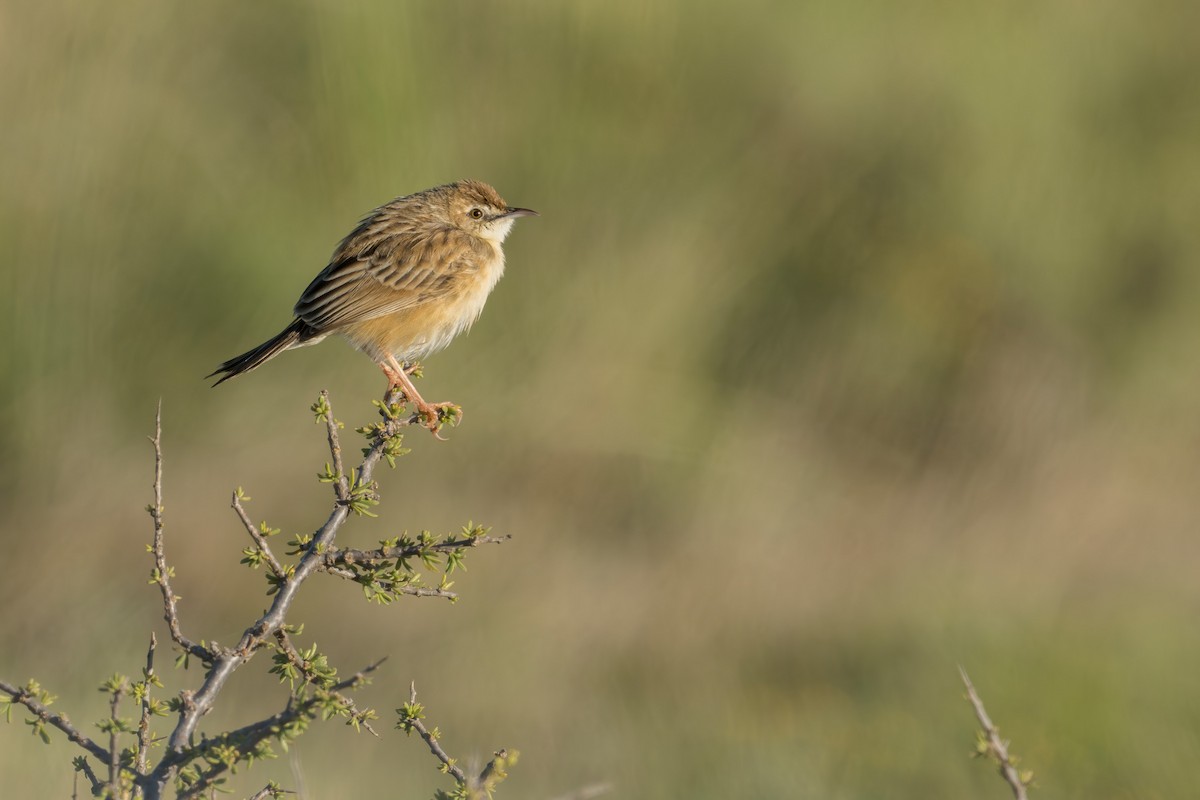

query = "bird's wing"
294;216;487;331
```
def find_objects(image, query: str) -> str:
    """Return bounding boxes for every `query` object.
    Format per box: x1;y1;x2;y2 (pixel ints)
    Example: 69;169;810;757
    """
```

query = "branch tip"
959;667;1032;800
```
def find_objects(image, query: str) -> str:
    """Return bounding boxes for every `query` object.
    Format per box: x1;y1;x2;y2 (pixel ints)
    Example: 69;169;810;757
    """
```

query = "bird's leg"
380;355;461;437
379;357;426;407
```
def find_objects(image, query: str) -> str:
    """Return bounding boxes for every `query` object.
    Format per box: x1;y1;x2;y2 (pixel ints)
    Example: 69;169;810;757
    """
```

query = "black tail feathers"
208;319;315;386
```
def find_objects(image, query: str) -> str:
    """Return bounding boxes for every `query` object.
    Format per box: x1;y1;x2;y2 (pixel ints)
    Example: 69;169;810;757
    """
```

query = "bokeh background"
3;1;1200;797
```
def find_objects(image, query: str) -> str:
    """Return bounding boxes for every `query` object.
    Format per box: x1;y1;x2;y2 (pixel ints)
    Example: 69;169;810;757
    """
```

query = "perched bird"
209;180;537;433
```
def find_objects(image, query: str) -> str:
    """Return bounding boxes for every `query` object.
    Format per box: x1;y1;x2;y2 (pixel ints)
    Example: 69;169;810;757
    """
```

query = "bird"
208;180;537;434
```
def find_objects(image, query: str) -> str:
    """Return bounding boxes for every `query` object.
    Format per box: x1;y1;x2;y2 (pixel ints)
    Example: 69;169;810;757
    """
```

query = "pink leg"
379;355;462;438
381;354;429;409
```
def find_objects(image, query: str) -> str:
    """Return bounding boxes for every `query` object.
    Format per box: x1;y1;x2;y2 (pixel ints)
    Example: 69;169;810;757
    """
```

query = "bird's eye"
469;208;484;219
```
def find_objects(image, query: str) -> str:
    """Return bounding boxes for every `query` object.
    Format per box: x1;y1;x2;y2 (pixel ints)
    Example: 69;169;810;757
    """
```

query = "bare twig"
247;784;294;800
232;493;286;578
959;666;1031;800
135;633;158;777
398;586;459;599
74;757;104;797
330;658;389;694
398;681;514;796
405;682;467;783
319;389;350;502
108;679;126;789
148;401;213;664
0;679;109;763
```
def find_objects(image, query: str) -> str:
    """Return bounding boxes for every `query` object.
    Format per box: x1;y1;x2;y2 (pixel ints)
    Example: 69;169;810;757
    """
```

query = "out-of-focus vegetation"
3;1;1200;796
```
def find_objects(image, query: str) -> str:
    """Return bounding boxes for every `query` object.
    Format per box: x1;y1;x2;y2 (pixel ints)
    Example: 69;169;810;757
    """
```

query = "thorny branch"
3;389;511;799
959;666;1032;800
318;566;460;601
135;634;158;777
273;629;383;736
324;534;509;569
0;679;110;763
143;389;425;799
398;681;519;797
318;532;510;601
148;401;213;665
174;657;386;800
247;784;293;800
321;396;350;503
75;757;104;796
108;679;126;790
403;682;467;784
232;493;286;578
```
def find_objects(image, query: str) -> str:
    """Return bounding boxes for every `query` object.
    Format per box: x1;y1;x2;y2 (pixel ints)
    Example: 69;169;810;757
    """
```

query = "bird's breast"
341;244;505;362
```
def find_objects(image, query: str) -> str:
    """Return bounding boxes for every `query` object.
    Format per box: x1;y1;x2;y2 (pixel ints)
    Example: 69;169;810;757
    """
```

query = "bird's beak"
503;207;539;219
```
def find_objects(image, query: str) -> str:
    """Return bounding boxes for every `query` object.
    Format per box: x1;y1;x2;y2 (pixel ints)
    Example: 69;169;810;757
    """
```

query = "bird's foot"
415;401;462;440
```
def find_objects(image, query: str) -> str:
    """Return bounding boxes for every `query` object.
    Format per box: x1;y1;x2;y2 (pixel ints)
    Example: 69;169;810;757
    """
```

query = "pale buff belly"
336;261;503;362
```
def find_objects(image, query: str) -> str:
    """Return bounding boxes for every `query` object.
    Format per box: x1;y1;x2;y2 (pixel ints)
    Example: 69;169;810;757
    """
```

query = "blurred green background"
3;1;1200;797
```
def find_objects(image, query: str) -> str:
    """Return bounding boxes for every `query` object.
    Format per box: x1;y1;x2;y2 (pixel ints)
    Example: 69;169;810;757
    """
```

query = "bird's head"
445;180;538;243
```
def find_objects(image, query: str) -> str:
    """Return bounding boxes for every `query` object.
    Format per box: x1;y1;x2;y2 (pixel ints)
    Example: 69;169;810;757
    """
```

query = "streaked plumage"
208;180;537;434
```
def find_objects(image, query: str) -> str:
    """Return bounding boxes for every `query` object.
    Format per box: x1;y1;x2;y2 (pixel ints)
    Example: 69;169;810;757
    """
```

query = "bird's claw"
416;402;462;440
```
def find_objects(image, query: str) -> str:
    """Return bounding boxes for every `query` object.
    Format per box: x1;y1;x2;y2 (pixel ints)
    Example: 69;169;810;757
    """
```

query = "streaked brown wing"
294;215;485;331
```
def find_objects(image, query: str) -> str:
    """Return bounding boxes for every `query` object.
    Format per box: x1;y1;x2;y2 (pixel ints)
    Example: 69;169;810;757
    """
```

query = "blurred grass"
3;0;1200;797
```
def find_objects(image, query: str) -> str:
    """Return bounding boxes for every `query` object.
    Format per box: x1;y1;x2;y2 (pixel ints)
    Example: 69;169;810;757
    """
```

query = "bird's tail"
208;319;317;386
